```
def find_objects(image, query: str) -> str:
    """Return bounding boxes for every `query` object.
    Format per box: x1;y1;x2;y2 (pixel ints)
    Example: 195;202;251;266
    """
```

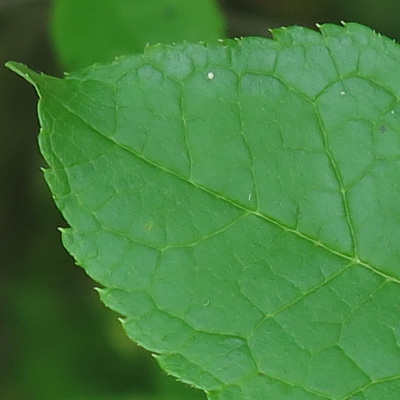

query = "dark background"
1;1;400;399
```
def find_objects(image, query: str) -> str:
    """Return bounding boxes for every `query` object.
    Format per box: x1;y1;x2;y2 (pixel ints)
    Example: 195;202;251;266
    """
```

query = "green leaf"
51;0;225;70
7;22;400;399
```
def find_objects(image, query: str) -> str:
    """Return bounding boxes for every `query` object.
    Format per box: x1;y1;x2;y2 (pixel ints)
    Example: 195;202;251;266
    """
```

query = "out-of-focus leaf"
51;0;225;70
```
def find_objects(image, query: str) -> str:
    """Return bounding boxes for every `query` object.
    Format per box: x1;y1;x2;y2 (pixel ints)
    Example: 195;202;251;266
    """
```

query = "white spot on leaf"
207;72;215;80
340;91;346;96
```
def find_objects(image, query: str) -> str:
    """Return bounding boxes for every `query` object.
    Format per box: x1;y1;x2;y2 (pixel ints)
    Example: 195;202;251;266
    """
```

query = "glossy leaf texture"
7;22;400;400
51;0;225;71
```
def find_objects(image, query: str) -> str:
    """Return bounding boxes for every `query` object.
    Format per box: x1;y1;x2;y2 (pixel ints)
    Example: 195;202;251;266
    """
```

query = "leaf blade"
8;22;400;399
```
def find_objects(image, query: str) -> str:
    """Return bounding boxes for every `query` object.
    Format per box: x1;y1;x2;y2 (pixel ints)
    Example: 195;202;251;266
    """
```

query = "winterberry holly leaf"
7;22;400;400
51;0;225;70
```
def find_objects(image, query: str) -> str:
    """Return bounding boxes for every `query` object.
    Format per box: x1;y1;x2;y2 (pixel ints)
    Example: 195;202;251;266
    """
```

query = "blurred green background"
1;1;400;399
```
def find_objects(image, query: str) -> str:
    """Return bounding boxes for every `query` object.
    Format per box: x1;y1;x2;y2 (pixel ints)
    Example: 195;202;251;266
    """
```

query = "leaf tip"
5;61;41;86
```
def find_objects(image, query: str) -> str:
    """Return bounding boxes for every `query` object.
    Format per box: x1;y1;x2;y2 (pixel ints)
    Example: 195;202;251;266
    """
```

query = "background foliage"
2;1;400;399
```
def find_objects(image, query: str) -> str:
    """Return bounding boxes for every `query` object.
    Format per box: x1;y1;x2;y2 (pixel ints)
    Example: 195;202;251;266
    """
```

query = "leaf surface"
51;0;225;70
7;22;400;400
